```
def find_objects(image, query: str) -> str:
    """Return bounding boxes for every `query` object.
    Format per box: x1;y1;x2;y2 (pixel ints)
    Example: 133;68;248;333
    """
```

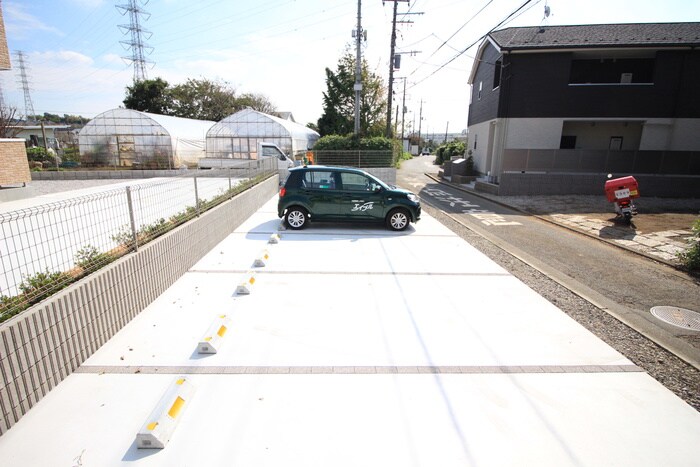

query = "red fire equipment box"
605;176;639;203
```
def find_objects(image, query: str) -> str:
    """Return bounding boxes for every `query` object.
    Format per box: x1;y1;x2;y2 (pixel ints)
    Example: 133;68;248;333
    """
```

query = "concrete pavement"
0;195;698;466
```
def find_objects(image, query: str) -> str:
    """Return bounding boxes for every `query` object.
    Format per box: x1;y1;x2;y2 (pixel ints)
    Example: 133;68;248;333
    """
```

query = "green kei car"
277;166;421;231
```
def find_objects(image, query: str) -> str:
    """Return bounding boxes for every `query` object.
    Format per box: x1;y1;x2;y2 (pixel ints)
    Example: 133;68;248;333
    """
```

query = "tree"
170;78;238;121
123;78;172;114
123;76;276;121
317;50;387;137
236;92;276;114
0;105;21;138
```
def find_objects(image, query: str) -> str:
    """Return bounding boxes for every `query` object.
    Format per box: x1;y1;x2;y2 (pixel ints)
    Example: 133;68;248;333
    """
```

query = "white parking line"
423;188;522;226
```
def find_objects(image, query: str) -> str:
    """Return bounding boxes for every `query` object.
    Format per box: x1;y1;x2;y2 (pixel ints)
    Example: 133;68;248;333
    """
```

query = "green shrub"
434;141;466;165
26;146;48;161
19;270;71;306
314;135;395;151
62;146;80;163
0;295;28;322
74;245;115;271
678;219;700;272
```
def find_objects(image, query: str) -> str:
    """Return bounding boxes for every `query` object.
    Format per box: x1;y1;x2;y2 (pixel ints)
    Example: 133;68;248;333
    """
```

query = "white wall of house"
466;120;492;174
561;121;643;150
503;118;563;149
638;118;700;151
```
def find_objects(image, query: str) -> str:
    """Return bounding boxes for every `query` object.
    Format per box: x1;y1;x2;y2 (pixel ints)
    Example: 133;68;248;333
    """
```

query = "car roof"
290;165;370;175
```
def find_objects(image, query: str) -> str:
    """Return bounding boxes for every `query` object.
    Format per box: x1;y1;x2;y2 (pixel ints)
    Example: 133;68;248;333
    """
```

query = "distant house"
467;22;700;196
11;124;71;149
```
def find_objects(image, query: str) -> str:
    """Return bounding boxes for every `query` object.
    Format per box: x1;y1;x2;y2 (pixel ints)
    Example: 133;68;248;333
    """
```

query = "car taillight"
279;187;286;197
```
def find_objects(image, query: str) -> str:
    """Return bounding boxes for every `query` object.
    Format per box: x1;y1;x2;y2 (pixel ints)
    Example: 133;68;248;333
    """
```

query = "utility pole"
383;0;408;138
400;77;407;141
353;0;363;135
444;121;449;143
394;104;399;136
417;99;423;145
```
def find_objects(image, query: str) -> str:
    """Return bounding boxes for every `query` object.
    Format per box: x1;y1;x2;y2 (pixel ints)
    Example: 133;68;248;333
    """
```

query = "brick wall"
0;5;10;70
0;140;30;186
0;175;279;435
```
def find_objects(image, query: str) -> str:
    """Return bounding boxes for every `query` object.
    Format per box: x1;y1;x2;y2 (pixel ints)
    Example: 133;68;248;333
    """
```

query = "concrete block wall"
0;140;30;186
0;175;279;435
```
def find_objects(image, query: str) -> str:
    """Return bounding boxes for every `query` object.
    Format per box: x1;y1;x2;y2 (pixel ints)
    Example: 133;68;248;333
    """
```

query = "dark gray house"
467;22;700;196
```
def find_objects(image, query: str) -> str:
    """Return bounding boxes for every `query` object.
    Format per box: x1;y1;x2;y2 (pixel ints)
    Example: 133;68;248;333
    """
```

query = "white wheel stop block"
268;233;281;244
253;249;270;267
236;271;256;295
136;376;196;449
198;315;231;354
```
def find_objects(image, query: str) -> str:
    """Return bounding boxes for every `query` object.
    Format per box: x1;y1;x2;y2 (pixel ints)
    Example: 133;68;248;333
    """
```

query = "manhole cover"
650;306;700;331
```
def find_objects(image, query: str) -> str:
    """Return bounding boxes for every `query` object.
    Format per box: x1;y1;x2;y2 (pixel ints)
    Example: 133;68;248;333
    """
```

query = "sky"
2;0;700;136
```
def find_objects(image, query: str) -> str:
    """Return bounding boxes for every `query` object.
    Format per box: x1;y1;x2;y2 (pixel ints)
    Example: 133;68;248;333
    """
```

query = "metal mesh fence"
0;159;276;322
311;150;397;168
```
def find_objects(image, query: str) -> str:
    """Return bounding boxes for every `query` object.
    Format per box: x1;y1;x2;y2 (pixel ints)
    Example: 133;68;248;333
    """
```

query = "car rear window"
284;171;302;188
303;171;337;189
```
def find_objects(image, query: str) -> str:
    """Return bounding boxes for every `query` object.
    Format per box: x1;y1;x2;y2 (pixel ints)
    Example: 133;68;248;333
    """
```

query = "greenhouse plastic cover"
206;109;319;157
79;108;215;165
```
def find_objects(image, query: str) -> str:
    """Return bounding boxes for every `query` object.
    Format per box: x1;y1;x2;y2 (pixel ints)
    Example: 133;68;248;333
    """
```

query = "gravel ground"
423;202;700;412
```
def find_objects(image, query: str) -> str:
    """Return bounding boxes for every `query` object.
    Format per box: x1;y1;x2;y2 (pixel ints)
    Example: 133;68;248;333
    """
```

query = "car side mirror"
371;184;382;193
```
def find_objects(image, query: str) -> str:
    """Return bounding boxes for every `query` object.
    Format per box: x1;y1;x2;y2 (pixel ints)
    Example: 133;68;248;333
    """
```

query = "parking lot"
0;196;698;466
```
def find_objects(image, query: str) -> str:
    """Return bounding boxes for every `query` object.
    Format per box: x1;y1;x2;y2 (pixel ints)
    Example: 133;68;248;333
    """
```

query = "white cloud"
33;50;94;66
4;2;64;39
102;53;126;65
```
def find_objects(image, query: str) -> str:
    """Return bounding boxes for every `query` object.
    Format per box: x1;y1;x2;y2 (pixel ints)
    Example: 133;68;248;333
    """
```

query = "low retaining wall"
31;168;397;184
499;172;700;197
0;175;279;435
30;169;191;180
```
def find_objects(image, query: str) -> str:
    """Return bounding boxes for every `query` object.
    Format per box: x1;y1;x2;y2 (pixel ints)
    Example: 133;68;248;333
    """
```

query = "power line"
407;0;539;90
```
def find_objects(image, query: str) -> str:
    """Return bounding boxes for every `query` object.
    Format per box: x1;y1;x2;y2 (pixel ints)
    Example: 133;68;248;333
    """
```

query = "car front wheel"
285;206;308;229
386;208;410;231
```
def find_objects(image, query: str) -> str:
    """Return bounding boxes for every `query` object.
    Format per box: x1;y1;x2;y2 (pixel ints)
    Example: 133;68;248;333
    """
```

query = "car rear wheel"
285;206;308;230
386;208;410;231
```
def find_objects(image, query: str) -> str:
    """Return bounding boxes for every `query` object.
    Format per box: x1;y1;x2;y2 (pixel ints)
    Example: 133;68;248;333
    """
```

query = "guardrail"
0;159;276;323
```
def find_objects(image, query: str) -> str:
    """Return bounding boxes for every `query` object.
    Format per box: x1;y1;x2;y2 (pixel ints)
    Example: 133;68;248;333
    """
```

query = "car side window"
304;171;337;190
340;173;372;192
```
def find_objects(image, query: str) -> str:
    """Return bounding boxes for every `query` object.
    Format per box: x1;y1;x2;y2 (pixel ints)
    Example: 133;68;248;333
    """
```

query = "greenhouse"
205;109;319;160
78;108;215;169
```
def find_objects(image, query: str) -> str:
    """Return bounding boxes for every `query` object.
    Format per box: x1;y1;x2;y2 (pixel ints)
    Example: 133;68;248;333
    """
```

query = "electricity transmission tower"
116;0;153;82
14;51;36;120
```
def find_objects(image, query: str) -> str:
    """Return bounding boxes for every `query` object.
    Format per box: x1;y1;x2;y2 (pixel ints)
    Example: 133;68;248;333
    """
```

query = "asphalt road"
396;156;700;369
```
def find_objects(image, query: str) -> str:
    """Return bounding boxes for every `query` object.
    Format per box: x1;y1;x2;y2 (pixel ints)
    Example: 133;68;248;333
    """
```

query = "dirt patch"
501;195;700;235
576;212;697;235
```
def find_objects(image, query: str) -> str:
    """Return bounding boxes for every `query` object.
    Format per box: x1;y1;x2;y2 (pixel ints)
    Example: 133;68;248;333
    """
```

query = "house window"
560;135;576;149
493;60;502;89
609;137;623;151
569;58;654;84
478;81;483;100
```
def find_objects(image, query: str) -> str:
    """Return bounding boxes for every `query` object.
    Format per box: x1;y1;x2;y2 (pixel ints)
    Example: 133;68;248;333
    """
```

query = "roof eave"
468;36;501;85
